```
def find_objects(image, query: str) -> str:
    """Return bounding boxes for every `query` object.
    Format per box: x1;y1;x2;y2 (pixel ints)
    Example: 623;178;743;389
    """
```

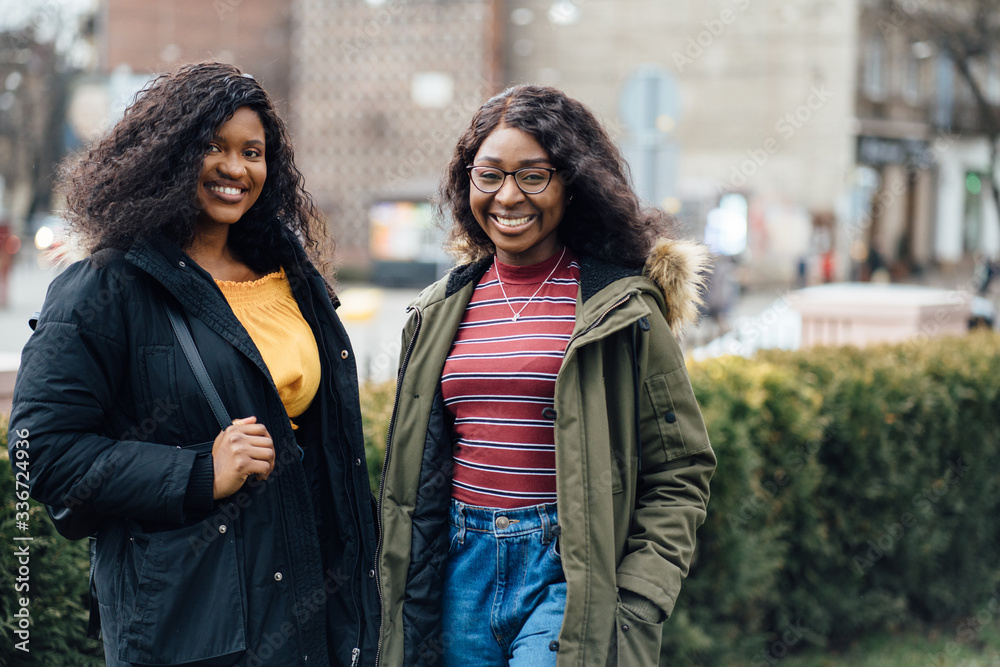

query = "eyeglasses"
467;165;558;195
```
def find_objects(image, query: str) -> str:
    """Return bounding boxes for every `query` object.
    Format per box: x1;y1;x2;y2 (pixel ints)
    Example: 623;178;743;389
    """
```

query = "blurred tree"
0;2;95;232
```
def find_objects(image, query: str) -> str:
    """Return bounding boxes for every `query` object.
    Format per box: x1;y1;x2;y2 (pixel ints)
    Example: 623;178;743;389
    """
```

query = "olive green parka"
376;239;716;666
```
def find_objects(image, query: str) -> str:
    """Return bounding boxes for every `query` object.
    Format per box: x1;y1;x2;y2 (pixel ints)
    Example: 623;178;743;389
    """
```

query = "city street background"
0;247;802;383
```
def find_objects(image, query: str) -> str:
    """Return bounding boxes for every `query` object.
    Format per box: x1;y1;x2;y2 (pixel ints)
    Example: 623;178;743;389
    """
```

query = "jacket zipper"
351;647;360;666
374;306;422;667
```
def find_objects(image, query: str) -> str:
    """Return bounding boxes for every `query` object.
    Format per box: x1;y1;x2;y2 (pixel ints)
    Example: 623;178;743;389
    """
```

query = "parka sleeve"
614;295;717;619
9;259;210;528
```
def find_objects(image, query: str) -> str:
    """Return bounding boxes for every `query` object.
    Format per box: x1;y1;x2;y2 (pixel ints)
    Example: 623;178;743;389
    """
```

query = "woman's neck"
186;227;262;282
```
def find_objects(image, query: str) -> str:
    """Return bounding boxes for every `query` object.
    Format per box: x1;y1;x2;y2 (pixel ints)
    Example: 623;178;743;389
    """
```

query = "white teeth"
494;215;531;227
208;185;243;196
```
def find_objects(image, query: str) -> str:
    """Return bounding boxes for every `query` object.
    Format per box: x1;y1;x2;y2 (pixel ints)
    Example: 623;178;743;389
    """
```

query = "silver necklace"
494;247;567;322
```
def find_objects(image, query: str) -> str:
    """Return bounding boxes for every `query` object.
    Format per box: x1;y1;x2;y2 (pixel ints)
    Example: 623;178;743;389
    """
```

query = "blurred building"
855;0;1000;281
290;0;503;274
503;0;859;285
291;0;1000;287
97;0;292;111
293;0;858;282
57;0;292;179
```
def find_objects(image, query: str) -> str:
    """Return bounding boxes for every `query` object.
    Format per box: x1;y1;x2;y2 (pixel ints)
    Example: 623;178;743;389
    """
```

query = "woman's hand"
212;416;275;499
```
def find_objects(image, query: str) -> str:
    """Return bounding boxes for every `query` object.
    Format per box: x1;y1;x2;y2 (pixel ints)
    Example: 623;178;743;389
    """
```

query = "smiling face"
195;106;266;229
469;124;567;266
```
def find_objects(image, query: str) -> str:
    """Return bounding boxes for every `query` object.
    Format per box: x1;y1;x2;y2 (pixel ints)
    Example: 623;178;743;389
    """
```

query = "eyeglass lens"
470;167;552;194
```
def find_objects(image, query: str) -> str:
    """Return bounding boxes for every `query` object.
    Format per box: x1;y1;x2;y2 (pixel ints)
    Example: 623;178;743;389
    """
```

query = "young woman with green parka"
375;85;716;666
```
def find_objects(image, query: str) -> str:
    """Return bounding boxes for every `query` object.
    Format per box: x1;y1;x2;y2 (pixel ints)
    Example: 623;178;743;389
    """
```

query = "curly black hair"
439;85;676;268
60;61;328;275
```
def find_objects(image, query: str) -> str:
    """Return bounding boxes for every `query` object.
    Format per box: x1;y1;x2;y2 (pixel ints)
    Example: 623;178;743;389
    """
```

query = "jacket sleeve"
614;297;716;619
9;259;208;527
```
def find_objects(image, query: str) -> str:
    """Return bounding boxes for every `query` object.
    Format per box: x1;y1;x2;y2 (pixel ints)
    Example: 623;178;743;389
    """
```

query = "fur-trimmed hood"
642;238;711;337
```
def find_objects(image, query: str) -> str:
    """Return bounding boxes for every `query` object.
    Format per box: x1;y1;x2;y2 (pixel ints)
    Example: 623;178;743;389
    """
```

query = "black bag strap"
84;302;231;642
164;301;231;429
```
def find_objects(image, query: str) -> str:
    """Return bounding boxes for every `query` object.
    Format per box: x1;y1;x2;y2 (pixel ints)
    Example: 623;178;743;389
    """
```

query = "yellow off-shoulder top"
215;268;321;422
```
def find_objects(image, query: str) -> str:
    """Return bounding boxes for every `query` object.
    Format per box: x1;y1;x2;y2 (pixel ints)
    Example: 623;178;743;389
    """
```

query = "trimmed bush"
361;380;396;494
0;415;104;666
666;332;1000;664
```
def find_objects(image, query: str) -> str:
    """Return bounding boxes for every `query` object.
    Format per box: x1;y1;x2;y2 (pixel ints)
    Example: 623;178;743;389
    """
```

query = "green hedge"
665;332;1000;664
5;333;999;665
0;415;104;666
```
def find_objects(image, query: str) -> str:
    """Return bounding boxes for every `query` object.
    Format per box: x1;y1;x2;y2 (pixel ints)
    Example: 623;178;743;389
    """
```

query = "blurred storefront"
368;197;449;286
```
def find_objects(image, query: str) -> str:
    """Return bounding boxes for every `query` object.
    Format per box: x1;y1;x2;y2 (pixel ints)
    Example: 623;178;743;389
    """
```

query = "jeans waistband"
449;499;560;543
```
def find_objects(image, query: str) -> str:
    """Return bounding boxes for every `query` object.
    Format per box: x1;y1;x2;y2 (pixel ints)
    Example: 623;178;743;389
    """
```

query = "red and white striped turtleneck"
442;248;580;509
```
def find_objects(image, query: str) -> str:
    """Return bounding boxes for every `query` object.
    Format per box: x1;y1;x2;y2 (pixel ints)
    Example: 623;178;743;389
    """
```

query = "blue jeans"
442;500;566;667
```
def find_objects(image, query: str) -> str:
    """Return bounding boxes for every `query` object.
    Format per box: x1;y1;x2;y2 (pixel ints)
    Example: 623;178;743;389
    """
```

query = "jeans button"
495;516;510;530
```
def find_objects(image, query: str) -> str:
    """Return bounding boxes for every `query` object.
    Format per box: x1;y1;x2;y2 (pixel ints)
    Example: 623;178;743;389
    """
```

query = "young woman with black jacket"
9;62;379;667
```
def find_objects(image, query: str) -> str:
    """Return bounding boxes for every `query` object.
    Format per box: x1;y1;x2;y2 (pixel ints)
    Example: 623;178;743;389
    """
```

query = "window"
903;54;922;104
934;53;954;129
864;34;888;100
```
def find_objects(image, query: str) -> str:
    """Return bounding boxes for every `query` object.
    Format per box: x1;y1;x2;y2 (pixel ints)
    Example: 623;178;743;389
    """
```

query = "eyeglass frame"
466;165;559;195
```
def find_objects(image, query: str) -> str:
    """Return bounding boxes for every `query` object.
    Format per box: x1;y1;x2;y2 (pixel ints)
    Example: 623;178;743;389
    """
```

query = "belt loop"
456;502;467;544
539;505;552;544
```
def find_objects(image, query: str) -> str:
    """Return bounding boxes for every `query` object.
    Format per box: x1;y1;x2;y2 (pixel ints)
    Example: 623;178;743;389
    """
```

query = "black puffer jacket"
9;235;379;667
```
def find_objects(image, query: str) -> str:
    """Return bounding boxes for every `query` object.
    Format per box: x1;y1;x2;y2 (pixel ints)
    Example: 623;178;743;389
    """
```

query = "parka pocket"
119;509;246;665
644;368;712;461
612;602;664;666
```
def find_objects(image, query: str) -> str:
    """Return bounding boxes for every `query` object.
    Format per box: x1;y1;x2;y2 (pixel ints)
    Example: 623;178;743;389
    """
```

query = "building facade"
293;0;862;283
290;0;503;271
854;0;1000;280
99;0;292;111
502;0;860;284
292;0;999;284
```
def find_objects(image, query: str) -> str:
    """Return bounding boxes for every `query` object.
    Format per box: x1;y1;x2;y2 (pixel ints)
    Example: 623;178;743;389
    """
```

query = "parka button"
542;407;557;420
356;458;362;467
274;572;283;581
664;411;677;424
621;624;630;632
218;524;227;534
341;350;349;359
178;260;186;268
369;569;376;579
548;640;559;651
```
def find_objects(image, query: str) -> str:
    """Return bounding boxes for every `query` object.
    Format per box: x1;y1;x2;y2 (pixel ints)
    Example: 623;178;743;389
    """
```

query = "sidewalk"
0;251;61;414
0;253;60;356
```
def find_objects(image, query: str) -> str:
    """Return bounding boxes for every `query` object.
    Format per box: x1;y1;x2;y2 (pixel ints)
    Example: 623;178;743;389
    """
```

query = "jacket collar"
441;239;710;337
124;236;270;372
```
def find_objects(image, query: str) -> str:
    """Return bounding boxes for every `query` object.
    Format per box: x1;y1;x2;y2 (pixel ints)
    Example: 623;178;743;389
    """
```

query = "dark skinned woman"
9;62;378;667
377;85;716;666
